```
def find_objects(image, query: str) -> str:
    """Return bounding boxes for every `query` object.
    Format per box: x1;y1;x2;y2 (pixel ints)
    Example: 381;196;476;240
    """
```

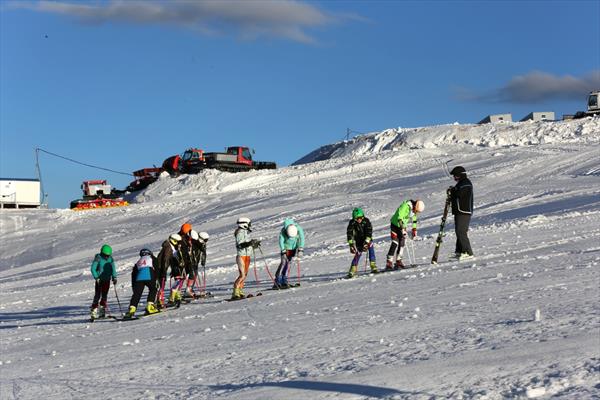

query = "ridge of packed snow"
293;118;600;165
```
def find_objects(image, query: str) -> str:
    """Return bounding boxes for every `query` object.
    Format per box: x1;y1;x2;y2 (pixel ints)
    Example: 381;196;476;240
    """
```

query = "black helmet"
450;166;466;177
139;248;153;257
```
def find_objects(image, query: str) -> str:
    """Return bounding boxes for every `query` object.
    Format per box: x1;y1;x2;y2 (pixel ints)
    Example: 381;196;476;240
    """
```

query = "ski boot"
458;253;474;261
124;305;136;319
184;288;195;299
98;305;106;318
90;307;99;320
385;259;394;272
370;261;379;274
145;302;159;315
168;289;182;305
231;288;244;300
346;265;358;279
394;259;405;270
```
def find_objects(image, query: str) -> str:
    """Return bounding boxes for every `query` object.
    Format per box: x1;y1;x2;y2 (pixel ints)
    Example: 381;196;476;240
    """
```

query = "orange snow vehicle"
70;180;128;210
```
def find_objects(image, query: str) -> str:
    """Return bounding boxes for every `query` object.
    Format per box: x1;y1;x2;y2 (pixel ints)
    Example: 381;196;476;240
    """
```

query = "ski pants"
92;280;111;309
275;249;297;284
129;280;158;309
454;214;473;256
386;224;406;262
352;242;376;266
234;255;251;290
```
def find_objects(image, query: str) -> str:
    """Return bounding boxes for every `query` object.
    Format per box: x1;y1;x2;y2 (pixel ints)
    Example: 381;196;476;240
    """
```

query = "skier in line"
386;199;425;270
179;223;195;298
346;208;378;278
448;166;474;259
156;233;183;308
90;244;118;320
232;217;261;300
125;248;159;318
188;230;209;297
274;218;305;289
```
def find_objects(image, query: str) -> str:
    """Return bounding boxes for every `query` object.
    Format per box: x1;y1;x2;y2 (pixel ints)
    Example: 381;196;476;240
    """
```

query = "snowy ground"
1;118;599;399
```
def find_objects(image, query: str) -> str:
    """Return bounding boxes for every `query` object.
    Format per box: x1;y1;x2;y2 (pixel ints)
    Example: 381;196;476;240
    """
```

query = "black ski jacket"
157;240;183;280
346;217;373;248
191;239;207;268
451;177;473;215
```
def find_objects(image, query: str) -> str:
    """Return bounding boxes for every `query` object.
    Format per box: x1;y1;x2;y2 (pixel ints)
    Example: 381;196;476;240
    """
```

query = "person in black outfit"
345;207;377;278
448;166;474;258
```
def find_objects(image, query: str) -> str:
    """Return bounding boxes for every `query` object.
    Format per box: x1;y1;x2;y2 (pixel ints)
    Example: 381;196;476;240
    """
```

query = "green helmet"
352;207;364;219
100;244;112;256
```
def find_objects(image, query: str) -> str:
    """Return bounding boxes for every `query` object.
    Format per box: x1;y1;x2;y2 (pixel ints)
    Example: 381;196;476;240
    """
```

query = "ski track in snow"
1;118;600;399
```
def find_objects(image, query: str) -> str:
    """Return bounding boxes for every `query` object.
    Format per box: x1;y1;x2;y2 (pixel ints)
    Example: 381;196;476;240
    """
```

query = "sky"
1;0;599;208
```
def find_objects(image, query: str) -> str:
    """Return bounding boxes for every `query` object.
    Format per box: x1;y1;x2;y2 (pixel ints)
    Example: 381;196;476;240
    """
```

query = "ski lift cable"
35;148;133;176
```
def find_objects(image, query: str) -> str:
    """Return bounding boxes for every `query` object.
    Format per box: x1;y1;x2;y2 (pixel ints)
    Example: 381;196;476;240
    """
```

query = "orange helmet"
180;223;192;235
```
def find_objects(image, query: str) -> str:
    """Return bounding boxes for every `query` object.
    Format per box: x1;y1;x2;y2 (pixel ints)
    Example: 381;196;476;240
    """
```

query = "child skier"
232;217;261;300
179;223;195;298
90;244;118;320
346;208;378;278
274;218;305;289
187;230;209;297
386;199;425;270
156;233;183;308
125;248;159;318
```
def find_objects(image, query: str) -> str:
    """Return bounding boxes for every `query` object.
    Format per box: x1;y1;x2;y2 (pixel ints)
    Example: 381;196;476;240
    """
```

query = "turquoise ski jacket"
90;254;118;281
279;218;305;251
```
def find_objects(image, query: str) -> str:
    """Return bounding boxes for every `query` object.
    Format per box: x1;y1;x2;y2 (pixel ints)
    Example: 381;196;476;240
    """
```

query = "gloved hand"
363;243;370;251
280;250;288;261
251;239;261;248
297;248;303;258
402;229;407;238
95;278;100;285
112;278;117;285
412;228;417;239
349;245;356;254
447;186;454;196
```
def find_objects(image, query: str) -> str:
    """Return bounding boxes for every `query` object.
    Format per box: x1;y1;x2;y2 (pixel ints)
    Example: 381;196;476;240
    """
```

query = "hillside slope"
1;118;599;399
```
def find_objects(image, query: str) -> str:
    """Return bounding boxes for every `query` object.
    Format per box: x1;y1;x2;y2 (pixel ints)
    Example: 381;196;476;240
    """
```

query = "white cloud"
11;0;341;44
457;70;600;103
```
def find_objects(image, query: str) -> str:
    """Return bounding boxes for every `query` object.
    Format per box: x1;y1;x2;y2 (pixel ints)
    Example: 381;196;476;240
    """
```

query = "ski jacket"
346;217;373;248
451;177;473;215
178;235;194;271
157;240;182;276
390;200;418;229
90;254;117;281
235;228;253;257
132;254;156;283
191;239;207;267
279;218;305;251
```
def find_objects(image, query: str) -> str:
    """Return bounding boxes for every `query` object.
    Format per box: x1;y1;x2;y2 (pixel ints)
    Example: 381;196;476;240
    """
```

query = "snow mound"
294;118;600;164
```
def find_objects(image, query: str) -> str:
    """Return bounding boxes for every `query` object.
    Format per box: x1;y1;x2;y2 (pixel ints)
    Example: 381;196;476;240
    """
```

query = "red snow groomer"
70;180;129;210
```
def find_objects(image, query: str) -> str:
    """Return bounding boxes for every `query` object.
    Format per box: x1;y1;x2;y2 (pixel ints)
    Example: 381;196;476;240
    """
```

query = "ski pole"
363;251;368;273
257;246;276;283
202;263;207;293
112;281;124;316
296;258;301;285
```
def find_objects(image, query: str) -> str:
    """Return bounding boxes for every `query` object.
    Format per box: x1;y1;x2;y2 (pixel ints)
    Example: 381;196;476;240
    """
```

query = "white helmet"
237;217;251;230
413;199;425;213
169;233;182;245
286;224;298;238
190;230;199;241
199;231;210;241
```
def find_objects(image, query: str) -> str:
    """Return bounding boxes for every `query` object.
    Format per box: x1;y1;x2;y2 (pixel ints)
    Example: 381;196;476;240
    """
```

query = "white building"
478;113;513;124
0;178;41;209
520;112;555;122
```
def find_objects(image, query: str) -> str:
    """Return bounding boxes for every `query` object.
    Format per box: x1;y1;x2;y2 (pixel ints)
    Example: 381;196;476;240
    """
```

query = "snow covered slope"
1;118;599;399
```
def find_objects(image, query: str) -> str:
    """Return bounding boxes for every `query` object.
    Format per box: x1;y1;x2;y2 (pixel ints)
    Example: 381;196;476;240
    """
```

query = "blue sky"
1;0;599;208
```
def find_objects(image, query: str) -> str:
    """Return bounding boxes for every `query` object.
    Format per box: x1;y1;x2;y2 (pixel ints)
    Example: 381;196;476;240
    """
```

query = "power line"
35;148;132;176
